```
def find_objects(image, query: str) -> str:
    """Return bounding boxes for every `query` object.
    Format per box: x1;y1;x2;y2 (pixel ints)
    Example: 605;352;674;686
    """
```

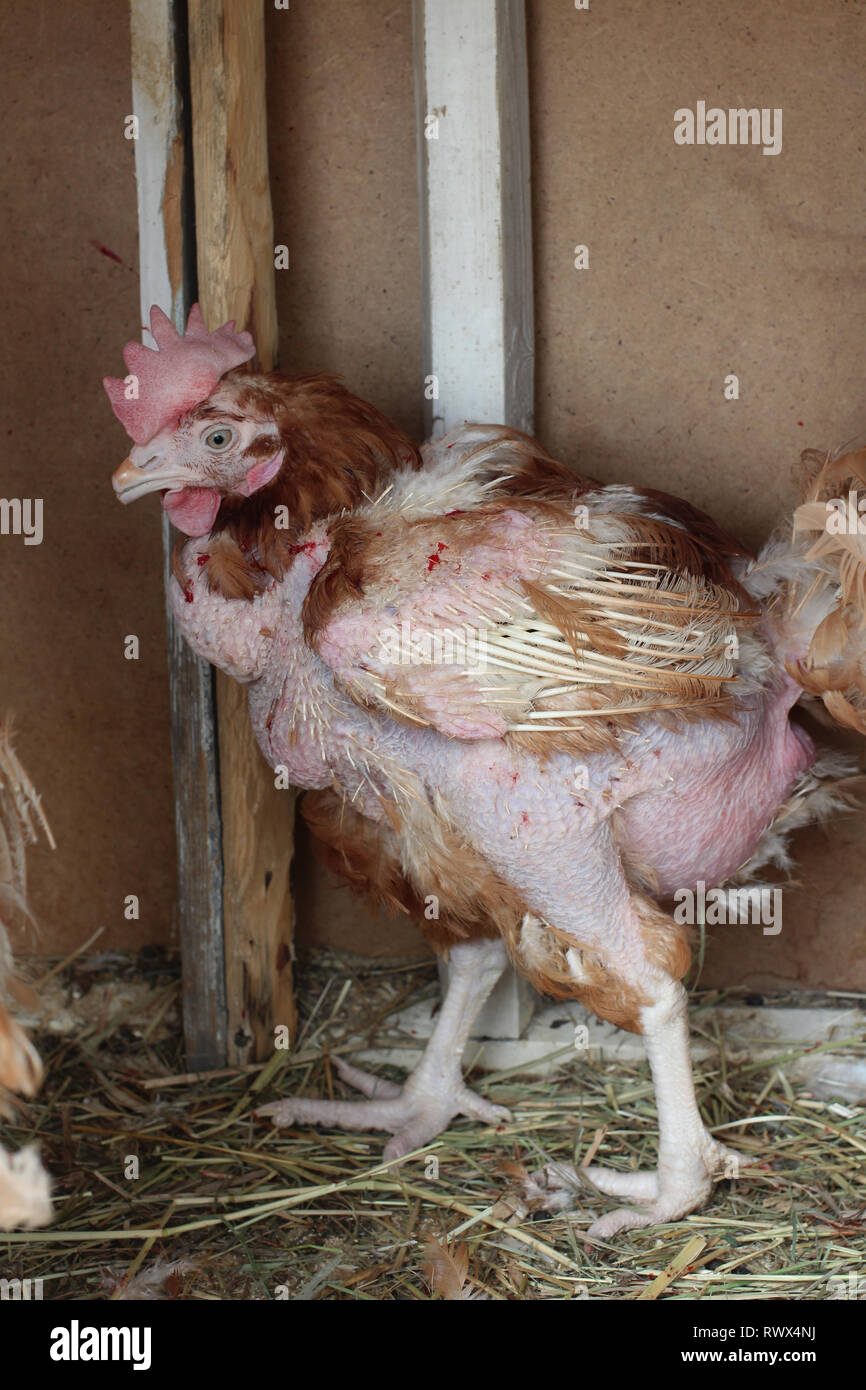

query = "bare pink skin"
236;449;283;498
613;685;814;894
170;531;812;964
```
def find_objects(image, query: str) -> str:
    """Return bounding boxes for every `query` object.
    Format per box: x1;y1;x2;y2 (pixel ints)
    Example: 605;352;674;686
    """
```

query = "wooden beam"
413;0;534;438
187;0;296;1066
129;0;227;1069
414;0;536;1038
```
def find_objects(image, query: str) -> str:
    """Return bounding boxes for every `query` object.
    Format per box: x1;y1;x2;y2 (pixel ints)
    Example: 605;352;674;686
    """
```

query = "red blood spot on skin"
511;772;519;786
445;509;465;516
184;588;194;604
197;554;209;566
797;421;804;426
426;541;449;571
481;572;491;581
288;540;318;556
521;811;530;825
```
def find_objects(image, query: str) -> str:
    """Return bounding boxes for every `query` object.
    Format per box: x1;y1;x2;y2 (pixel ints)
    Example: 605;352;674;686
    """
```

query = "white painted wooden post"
414;0;536;1037
414;0;534;438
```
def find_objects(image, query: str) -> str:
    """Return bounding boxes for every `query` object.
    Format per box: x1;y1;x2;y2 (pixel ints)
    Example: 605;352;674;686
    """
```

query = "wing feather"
305;429;757;748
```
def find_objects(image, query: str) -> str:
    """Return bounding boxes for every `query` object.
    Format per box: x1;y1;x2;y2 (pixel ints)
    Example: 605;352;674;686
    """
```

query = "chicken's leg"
257;937;511;1158
523;973;748;1236
501;811;752;1236
581;978;746;1237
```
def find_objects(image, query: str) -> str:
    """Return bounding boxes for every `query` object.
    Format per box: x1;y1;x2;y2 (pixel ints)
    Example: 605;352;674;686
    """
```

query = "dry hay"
0;948;864;1301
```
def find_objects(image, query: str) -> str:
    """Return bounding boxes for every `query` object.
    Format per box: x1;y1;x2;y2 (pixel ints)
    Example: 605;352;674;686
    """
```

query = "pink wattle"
162;487;221;537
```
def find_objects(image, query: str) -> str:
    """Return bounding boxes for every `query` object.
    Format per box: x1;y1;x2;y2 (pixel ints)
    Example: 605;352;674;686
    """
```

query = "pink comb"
103;303;256;445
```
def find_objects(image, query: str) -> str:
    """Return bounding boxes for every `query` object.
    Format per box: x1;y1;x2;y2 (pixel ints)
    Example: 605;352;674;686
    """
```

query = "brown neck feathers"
198;370;421;600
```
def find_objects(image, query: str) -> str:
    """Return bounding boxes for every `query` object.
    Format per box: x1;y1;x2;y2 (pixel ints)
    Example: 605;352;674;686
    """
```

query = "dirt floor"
1;949;864;1301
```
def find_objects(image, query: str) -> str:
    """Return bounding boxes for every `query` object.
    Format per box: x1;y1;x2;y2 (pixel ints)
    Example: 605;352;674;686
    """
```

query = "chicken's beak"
112;455;192;504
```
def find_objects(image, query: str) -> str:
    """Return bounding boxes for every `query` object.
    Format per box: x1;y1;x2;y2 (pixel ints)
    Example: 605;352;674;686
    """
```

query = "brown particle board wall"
1;0;175;956
2;0;864;993
526;0;866;990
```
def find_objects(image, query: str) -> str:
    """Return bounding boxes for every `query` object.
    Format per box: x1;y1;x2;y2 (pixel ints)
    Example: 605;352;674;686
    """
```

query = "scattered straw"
0;949;863;1300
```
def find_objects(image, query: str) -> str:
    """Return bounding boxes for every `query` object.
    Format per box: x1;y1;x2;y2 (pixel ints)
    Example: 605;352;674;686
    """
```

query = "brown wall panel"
0;0;175;955
527;0;866;988
265;1;424;433
3;0;864;992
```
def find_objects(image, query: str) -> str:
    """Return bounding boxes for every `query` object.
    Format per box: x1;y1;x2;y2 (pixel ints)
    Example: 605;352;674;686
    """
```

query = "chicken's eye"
204;426;235;452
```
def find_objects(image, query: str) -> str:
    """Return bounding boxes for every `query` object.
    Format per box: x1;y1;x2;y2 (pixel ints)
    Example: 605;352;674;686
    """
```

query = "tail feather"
749;445;866;731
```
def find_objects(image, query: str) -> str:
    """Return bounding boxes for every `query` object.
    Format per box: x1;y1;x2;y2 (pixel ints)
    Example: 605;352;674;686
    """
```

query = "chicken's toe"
586;1171;715;1239
331;1056;402;1100
256;1073;510;1156
583;1165;659;1201
255;1094;404;1133
586;1150;735;1239
587;1204;660;1240
454;1085;512;1128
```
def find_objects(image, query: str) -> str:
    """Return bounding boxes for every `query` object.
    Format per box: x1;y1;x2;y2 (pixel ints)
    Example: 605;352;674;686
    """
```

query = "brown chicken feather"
204;371;421;597
786;445;866;730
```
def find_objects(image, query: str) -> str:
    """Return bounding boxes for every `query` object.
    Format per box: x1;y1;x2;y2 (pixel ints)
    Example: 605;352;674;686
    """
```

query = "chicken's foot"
523;979;753;1237
257;937;512;1158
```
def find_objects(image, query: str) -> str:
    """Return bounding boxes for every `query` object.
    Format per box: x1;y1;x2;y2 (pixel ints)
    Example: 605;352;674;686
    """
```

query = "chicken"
0;725;54;1230
106;306;865;1237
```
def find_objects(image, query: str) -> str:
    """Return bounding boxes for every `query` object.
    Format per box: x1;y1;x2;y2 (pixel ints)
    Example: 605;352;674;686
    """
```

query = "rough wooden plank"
413;0;534;437
129;0;227;1069
187;0;296;1065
